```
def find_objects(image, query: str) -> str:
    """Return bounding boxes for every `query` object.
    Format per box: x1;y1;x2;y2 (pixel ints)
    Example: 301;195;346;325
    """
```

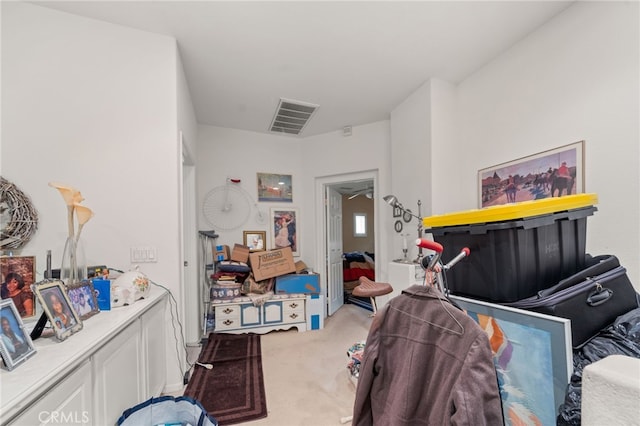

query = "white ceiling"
30;1;573;137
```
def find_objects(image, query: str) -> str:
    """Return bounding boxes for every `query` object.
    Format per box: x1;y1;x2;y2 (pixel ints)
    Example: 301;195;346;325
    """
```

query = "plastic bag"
557;307;640;425
118;395;217;426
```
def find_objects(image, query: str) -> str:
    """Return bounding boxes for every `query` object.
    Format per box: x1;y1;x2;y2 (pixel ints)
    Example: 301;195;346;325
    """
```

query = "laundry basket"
117;395;217;426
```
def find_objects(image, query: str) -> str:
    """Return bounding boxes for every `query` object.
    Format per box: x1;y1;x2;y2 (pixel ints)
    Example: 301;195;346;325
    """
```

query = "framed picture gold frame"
0;298;37;370
32;280;82;341
478;140;585;208
243;230;266;252
1;255;37;320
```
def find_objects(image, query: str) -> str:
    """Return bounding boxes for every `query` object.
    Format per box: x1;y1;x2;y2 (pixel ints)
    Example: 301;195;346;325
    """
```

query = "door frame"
315;169;379;317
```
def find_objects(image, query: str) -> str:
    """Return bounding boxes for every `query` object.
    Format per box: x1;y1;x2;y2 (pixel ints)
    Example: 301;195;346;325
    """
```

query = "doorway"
314;171;378;317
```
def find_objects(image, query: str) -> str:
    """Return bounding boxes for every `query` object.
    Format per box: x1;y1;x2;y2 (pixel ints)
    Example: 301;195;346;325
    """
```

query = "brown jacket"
352;285;503;425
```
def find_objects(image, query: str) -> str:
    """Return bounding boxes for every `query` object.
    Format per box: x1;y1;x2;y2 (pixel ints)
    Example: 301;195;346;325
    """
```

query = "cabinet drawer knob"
289;313;298;319
290;303;298;308
223;308;233;314
223;319;234;326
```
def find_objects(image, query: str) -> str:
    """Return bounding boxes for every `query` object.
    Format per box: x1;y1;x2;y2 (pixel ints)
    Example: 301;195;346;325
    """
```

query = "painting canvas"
450;295;572;426
257;173;292;202
478;141;584;208
1;256;37;319
270;208;299;256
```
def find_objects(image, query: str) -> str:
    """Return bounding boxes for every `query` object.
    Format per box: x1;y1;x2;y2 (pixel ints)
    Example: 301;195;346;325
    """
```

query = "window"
354;213;367;237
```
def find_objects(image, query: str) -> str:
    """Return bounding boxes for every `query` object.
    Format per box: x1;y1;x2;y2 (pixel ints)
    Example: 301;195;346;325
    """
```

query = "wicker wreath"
1;176;39;250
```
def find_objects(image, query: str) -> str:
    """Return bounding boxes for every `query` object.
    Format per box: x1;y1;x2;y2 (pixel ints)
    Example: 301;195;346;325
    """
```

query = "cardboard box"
249;247;296;281
214;244;230;261
231;244;250;263
306;294;325;330
294;260;308;273
275;273;320;294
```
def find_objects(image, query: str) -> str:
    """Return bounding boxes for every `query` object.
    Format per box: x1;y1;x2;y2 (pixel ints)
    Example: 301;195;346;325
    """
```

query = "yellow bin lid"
423;193;598;228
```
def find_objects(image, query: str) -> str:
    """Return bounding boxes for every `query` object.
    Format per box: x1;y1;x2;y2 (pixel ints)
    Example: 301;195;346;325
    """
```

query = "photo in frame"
449;295;572;425
32;280;82;341
393;206;402;218
67;280;100;320
243;230;266;252
478;140;585;208
257;173;293;202
1;255;37;320
0;299;37;371
270;208;299;257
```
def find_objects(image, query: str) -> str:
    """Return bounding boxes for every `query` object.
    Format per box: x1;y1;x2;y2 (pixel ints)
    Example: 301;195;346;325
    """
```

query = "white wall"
1;3;189;390
196;120;392;280
196;125;303;249
303;121;391;280
433;1;640;285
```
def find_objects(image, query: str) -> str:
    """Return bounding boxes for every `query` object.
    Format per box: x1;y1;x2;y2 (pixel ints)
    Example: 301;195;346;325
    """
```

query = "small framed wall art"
257;173;293;202
270;208;299;256
0;298;37;370
32;280;82;341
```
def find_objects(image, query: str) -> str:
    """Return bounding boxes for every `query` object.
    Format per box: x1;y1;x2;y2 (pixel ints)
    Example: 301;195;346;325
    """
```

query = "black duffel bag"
505;254;639;348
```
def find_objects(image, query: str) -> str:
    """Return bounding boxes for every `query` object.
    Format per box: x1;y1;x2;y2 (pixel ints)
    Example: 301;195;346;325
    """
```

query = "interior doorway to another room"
315;171;378;317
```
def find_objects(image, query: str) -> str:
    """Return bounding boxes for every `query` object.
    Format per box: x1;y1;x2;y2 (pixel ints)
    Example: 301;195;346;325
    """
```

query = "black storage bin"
423;196;597;303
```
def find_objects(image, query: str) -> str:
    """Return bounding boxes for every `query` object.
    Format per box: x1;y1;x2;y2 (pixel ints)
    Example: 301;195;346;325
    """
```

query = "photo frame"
450;295;572;425
67;280;100;320
243;231;266;252
1;255;37;320
392;206;402;218
478;140;585;208
257;173;293;202
32;280;82;341
0;299;37;371
270;208;299;257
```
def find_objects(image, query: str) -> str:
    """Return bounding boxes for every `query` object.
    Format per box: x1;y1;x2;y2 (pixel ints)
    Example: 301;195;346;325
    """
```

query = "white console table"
0;287;168;426
383;261;426;307
211;293;307;334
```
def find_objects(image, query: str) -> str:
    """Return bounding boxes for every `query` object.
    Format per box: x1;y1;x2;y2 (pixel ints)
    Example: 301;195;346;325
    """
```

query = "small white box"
306;294;325;330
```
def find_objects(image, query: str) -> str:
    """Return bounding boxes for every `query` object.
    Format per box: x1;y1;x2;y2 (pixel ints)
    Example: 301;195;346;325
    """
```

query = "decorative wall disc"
1;177;39;250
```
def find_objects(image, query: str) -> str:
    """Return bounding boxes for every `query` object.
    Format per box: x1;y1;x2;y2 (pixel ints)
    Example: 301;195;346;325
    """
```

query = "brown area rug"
184;333;267;425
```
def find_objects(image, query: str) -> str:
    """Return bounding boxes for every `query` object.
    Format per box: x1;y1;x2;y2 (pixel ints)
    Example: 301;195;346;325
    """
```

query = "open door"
326;186;344;315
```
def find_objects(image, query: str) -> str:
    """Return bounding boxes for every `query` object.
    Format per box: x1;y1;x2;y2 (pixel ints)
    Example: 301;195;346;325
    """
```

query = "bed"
343;251;375;293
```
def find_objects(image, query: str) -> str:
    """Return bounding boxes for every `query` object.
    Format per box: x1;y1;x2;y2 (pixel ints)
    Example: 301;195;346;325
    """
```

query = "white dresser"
211;293;307;334
0;287;168;426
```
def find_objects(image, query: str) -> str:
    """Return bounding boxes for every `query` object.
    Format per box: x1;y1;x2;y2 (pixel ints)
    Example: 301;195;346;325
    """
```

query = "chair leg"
369;297;378;317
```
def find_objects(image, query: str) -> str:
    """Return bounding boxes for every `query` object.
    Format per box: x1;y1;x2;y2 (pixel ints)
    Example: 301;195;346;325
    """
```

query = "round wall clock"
403;209;413;223
394;220;403;233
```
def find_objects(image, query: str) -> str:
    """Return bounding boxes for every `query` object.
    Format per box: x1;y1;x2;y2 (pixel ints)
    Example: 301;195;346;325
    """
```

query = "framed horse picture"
478;141;585;208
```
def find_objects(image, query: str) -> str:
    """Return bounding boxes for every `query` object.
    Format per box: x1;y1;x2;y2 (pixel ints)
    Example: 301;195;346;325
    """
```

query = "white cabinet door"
141;298;167;398
9;361;93;426
263;301;283;324
92;320;142;426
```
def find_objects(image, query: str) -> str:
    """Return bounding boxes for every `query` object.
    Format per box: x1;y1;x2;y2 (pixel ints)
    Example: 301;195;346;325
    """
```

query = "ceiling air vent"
269;98;319;136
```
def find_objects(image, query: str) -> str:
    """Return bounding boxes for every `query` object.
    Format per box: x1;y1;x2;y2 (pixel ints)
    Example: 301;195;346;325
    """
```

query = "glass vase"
61;237;87;284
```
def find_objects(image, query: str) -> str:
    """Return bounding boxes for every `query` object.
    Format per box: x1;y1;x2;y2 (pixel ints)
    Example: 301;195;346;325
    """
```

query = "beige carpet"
186;304;372;425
